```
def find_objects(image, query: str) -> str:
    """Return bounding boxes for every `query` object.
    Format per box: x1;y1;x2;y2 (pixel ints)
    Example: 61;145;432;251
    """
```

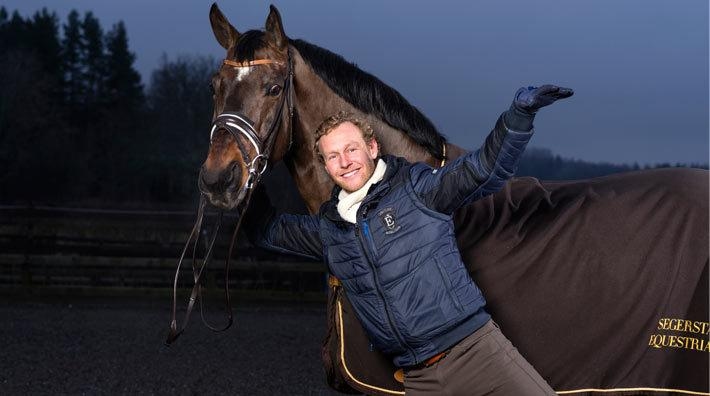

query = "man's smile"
340;168;360;179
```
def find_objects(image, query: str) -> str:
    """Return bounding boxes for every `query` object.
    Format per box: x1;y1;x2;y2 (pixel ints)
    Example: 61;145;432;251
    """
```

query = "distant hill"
516;148;708;181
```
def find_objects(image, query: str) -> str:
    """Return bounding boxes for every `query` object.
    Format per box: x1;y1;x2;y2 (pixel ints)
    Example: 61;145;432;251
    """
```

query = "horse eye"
208;82;215;94
268;84;282;96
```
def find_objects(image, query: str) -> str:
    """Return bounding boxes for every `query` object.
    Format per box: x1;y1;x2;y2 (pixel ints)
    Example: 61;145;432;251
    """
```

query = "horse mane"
230;30;446;159
292;39;446;160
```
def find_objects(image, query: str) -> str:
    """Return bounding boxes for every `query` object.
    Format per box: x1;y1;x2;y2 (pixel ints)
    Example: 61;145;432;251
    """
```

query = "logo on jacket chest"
377;207;401;235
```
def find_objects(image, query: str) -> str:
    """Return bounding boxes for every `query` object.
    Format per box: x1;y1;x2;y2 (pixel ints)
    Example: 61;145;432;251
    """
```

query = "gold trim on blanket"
557;388;709;395
337;298;405;395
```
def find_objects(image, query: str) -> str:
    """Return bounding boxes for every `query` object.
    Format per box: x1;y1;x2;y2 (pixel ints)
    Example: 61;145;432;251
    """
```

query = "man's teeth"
342;169;358;178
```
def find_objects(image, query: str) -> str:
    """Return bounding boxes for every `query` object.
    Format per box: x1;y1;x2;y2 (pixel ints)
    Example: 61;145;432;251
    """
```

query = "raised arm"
410;85;573;214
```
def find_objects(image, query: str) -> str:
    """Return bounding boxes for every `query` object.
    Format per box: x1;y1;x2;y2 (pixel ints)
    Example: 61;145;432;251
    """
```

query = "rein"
166;51;295;344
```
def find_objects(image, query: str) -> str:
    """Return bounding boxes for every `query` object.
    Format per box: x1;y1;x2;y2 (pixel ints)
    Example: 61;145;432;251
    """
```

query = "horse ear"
265;4;287;50
209;3;240;50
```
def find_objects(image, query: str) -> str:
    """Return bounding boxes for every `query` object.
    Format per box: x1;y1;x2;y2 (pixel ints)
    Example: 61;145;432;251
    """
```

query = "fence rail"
0;206;326;300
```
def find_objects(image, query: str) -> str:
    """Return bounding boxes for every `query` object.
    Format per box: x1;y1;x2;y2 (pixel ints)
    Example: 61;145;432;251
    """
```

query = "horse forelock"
291;39;446;160
229;30;266;62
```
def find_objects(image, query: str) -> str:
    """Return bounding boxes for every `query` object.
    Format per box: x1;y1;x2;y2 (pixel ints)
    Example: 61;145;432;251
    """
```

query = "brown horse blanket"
324;168;708;395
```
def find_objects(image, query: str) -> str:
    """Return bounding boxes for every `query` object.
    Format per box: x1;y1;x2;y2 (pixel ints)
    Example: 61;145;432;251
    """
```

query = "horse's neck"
284;48;464;213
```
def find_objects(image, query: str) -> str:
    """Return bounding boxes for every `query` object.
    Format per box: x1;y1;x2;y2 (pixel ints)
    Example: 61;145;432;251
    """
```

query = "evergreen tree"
100;21;146;201
80;11;105;109
104;21;143;110
145;54;215;203
26;9;63;101
26;10;61;70
4;11;26;46
0;8;72;204
0;8;10;48
61;10;83;114
0;11;28;70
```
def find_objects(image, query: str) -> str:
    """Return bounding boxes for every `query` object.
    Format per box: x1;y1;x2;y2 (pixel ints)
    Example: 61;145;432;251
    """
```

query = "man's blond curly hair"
314;111;376;162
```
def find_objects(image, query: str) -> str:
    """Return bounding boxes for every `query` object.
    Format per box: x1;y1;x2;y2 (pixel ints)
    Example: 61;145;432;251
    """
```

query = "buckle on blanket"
328;274;341;287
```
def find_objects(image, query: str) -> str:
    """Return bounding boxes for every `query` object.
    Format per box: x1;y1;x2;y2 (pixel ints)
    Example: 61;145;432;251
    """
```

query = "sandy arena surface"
0;296;343;395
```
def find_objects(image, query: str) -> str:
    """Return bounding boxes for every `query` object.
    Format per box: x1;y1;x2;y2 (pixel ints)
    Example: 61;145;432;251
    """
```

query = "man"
246;85;573;395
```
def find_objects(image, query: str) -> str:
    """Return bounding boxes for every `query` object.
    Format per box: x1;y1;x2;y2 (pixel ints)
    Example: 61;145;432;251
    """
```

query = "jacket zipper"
355;220;417;362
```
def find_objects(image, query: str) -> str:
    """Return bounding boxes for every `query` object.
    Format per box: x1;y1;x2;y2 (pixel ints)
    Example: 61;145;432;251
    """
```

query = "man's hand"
503;84;573;131
514;85;574;114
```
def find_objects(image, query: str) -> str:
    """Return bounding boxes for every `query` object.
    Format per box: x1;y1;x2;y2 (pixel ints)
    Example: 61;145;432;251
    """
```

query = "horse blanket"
323;168;709;395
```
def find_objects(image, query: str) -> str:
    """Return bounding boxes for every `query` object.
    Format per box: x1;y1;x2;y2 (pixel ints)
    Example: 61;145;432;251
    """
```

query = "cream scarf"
337;159;387;223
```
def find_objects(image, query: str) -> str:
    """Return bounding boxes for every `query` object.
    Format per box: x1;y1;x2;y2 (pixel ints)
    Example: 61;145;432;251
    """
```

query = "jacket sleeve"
409;113;533;214
241;186;323;261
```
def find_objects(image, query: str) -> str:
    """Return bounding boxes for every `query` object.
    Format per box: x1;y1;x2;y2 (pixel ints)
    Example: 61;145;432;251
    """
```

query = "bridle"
166;50;295;344
210;53;295;191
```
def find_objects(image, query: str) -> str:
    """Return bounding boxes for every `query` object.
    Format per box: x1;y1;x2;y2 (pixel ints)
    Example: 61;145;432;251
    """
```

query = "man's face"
318;121;379;193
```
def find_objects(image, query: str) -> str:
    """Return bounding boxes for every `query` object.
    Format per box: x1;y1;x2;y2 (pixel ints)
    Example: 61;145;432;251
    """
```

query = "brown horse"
198;5;463;213
198;4;708;396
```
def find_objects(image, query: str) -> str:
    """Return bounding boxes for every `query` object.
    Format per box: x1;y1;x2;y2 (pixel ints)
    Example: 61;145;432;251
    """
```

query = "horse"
198;4;709;395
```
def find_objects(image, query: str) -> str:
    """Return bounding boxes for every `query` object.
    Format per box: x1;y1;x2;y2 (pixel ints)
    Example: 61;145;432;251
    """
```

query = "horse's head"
199;4;293;210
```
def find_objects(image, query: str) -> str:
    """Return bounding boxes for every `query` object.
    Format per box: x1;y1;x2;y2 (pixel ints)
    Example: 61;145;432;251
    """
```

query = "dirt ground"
0;295;343;395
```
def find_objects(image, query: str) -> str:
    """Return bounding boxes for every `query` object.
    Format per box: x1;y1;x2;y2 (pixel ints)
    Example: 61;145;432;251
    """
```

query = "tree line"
0;7;705;209
0;7;213;208
516;148;706;181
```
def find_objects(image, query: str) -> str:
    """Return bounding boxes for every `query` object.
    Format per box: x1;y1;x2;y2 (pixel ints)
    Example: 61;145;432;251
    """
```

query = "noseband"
209;113;269;190
167;51;295;345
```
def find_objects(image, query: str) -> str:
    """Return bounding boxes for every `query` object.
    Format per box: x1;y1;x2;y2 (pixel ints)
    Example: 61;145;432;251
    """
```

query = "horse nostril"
199;163;242;194
224;167;235;185
227;161;244;185
199;167;219;188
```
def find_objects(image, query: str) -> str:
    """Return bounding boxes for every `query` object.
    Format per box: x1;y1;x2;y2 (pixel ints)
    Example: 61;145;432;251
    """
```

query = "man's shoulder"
381;154;411;167
381;154;415;179
318;196;337;218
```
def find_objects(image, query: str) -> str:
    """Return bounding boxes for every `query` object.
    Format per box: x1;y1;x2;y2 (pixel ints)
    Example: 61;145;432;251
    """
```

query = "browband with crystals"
223;59;283;68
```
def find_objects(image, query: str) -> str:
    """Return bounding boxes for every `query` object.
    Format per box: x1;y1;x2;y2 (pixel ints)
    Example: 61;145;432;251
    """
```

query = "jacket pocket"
434;256;464;313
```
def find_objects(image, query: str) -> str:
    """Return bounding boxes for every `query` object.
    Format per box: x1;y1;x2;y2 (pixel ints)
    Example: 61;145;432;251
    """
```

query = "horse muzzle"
198;162;248;210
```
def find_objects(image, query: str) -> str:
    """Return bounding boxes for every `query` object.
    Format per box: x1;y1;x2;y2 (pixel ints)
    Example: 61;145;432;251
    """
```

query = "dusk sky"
5;0;708;165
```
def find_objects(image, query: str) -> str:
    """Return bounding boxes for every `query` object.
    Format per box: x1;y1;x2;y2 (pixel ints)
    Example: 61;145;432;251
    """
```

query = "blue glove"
504;84;574;131
514;85;574;114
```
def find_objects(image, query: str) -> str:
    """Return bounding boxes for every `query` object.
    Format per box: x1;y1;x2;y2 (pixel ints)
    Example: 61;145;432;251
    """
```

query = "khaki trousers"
404;320;556;395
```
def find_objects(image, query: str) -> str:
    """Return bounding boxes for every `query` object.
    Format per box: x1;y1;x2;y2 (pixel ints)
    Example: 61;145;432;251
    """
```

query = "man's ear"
368;139;379;159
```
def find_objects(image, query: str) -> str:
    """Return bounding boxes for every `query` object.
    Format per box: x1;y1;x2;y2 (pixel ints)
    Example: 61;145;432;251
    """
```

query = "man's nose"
338;154;351;168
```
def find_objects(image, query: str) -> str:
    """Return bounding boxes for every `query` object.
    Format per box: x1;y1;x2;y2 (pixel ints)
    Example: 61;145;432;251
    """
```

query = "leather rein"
166;51;295;344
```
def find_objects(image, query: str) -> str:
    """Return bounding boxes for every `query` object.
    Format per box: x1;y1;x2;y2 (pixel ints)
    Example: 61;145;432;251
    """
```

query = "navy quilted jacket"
247;115;533;367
